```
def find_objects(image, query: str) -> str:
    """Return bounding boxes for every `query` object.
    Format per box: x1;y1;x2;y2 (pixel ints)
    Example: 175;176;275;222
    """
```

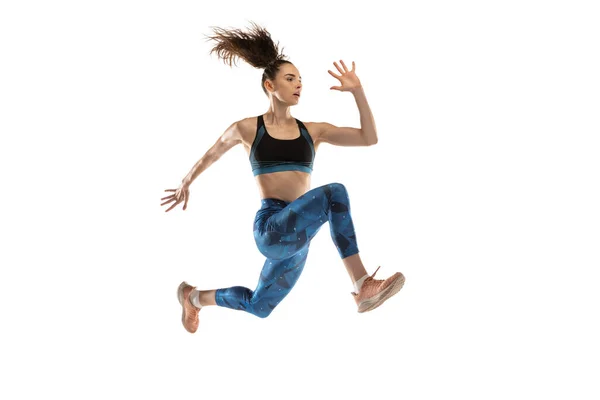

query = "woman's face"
268;63;302;104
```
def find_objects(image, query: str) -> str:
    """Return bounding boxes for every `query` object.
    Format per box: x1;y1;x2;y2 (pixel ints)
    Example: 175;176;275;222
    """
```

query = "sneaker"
177;281;201;333
352;266;405;313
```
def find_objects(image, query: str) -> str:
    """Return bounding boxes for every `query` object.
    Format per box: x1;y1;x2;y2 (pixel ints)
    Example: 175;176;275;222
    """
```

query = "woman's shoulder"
227;116;260;144
301;121;326;138
238;116;260;133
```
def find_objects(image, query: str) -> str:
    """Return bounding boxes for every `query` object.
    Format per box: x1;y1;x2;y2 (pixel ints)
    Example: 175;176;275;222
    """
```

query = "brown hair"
204;21;291;96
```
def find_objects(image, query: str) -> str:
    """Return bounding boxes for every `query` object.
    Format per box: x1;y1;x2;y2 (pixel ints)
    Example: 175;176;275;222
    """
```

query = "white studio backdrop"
1;1;599;399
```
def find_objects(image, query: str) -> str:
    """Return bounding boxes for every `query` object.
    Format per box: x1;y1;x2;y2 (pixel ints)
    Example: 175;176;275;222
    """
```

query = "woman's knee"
328;182;347;194
254;308;273;318
328;182;350;203
253;303;276;318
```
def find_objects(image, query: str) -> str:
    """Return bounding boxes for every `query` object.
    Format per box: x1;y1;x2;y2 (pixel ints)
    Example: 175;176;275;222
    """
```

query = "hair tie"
266;59;277;69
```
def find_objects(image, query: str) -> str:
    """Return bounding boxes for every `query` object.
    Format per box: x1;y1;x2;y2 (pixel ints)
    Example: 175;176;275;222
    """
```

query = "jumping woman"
161;22;405;333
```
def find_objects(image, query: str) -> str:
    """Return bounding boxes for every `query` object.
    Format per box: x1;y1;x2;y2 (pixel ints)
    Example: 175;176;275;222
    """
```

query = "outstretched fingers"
161;188;180;211
339;60;350;72
161;187;189;212
165;200;180;212
330;60;355;79
161;189;177;201
161;196;179;209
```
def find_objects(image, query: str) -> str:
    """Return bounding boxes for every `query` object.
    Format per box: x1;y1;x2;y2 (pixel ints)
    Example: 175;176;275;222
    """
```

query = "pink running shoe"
177;281;201;333
352;266;405;313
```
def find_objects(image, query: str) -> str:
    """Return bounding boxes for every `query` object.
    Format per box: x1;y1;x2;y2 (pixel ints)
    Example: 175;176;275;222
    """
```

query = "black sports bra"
249;115;315;176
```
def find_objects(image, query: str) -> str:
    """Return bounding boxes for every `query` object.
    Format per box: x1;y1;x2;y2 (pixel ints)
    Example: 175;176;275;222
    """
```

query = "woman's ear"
264;79;274;93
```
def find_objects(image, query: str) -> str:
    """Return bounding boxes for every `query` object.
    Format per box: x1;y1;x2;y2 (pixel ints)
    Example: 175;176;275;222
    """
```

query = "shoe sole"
358;273;405;313
177;281;193;332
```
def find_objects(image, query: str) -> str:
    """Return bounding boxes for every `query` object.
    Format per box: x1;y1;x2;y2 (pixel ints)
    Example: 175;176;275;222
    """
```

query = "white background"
1;0;599;399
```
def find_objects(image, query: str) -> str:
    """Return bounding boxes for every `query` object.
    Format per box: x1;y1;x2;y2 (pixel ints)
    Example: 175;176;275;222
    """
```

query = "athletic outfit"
214;115;360;318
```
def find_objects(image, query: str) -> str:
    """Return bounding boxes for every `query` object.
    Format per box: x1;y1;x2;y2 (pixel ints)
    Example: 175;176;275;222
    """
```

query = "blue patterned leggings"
215;182;359;318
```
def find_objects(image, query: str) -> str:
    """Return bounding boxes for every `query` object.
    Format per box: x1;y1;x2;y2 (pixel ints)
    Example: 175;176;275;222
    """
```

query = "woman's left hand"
328;60;362;93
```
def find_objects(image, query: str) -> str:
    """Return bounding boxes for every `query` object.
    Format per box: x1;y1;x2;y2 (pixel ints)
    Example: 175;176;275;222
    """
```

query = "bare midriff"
255;171;311;203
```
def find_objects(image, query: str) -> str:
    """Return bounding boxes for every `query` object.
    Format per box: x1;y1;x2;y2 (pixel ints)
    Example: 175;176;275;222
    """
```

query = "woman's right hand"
161;182;190;212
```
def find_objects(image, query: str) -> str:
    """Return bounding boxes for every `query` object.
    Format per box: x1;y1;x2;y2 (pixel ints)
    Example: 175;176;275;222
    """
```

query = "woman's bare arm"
161;121;242;212
182;121;243;186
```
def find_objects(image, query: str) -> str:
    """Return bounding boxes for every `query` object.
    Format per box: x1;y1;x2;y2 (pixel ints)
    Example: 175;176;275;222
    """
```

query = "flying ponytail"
205;21;292;95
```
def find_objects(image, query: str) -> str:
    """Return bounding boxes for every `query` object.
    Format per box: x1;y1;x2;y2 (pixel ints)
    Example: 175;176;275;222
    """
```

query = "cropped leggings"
215;182;359;318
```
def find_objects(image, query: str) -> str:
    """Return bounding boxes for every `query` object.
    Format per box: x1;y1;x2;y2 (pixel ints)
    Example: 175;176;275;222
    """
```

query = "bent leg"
215;246;309;318
256;182;359;260
215;183;360;318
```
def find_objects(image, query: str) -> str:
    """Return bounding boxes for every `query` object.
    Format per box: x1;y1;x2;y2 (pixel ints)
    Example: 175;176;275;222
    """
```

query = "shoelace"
352;266;383;296
365;266;387;287
370;266;381;279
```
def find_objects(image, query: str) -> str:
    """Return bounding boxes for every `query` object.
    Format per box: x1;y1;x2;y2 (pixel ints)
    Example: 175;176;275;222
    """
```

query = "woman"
161;22;405;333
